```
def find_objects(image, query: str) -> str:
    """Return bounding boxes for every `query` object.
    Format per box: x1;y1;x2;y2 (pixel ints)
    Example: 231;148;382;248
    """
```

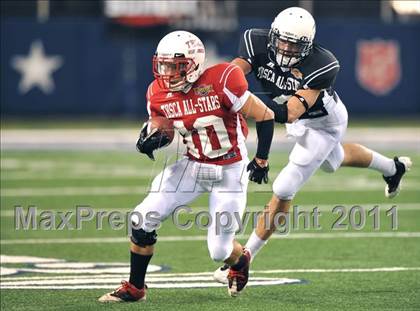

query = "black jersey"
238;28;340;119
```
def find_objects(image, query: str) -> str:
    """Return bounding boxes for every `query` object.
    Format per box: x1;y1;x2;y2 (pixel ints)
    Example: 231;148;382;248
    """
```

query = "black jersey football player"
215;6;412;286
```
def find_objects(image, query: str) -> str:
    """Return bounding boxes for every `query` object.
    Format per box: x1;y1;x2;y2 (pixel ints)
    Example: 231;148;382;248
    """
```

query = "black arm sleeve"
255;119;274;160
265;100;288;124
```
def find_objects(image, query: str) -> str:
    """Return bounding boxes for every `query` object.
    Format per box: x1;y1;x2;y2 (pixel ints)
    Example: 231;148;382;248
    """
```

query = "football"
149;116;175;143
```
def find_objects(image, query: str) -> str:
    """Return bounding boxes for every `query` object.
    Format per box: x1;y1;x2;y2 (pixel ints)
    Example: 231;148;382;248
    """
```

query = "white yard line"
2;158;420;180
2;182;419;196
1;267;418;289
1;232;419;245
2;173;419;182
2;269;419;285
2;267;419;283
1;172;154;180
2;128;420;151
0;160;160;179
0;186;148;197
0;281;296;289
254;267;420;274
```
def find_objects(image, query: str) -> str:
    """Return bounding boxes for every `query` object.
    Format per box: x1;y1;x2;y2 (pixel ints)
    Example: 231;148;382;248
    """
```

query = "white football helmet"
268;7;316;68
153;30;205;92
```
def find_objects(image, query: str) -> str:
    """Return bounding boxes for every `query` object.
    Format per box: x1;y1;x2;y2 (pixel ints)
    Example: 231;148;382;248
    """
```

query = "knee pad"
272;163;304;200
130;228;157;247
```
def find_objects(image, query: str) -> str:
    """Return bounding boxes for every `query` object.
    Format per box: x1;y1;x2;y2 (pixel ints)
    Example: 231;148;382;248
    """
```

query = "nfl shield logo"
356;40;401;96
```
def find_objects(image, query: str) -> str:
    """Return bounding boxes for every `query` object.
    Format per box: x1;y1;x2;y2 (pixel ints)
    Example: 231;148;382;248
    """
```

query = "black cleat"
383;157;412;198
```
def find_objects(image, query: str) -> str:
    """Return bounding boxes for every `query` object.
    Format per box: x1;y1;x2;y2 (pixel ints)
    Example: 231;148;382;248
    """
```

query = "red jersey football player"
99;30;274;302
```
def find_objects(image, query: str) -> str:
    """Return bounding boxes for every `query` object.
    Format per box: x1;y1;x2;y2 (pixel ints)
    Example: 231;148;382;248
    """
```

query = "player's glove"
247;158;269;184
136;122;171;161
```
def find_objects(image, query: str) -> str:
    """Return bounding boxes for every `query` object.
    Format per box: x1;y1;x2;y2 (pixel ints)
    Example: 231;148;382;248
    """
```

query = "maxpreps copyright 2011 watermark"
14;204;399;235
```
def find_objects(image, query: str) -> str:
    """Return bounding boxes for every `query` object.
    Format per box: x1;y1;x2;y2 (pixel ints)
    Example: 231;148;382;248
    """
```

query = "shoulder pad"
298;44;340;90
238;28;269;64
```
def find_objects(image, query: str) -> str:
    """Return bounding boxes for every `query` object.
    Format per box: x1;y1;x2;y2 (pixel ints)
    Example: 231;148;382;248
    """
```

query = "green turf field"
1;149;420;310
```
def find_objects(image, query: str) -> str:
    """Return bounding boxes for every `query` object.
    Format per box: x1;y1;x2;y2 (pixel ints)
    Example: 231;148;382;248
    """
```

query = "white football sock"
245;231;268;262
368;151;396;177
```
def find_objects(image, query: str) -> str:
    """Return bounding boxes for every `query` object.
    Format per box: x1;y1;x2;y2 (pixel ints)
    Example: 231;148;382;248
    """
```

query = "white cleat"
384;156;412;199
213;264;229;284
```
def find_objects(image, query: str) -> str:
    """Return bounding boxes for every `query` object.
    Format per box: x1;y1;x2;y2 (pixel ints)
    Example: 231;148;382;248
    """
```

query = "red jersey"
146;63;250;165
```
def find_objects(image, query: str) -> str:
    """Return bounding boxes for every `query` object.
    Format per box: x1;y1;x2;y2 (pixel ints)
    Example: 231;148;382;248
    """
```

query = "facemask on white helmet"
268;7;316;68
153;31;205;92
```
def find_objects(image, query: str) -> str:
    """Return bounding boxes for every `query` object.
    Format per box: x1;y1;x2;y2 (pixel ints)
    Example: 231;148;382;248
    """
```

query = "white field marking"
0;267;19;276
1;169;155;180
1;267;419;289
0;159;160;179
0;160;143;174
0;154;184;174
3;161;420;180
0;186;148;197
247;180;420;192
2;127;420;152
2;154;419;178
0;157;178;169
0;255;64;263
253;267;420;274
2;266;420;283
1;200;419;217
1;232;420;245
0;274;129;281
0;173;415;181
1;266;159;275
33;262;127;268
0;159;100;169
2;182;420;197
1;202;419;217
248;203;417;212
0;279;302;289
2;164;420;180
1;276;282;286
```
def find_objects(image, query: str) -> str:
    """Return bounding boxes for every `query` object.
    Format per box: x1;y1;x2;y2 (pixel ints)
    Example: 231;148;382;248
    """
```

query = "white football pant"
132;158;249;262
273;96;348;200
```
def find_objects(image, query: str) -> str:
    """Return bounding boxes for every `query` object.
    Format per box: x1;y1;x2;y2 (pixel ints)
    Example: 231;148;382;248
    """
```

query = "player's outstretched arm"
240;93;275;184
265;88;321;123
286;89;320;122
240;93;274;122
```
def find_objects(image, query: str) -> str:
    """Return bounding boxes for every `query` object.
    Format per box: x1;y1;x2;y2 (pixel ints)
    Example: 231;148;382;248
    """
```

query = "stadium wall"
1;17;419;117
